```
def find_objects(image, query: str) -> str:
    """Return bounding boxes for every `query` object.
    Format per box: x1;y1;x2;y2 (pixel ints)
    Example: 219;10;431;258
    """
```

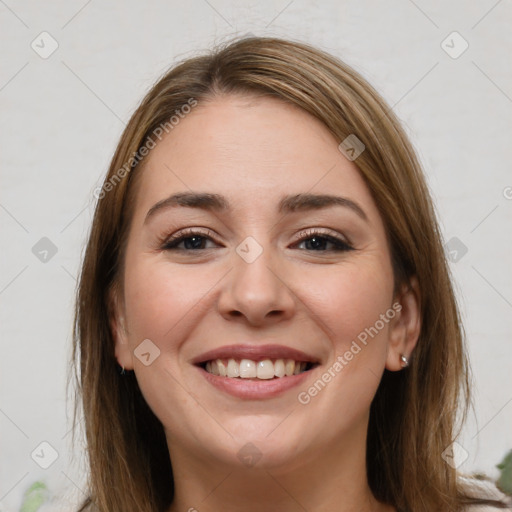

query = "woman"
71;36;511;511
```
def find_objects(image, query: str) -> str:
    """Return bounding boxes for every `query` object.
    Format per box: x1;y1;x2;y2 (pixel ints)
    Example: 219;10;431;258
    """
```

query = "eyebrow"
144;192;368;223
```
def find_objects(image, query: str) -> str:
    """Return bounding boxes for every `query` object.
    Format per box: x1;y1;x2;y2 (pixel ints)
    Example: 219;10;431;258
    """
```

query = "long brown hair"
70;36;508;511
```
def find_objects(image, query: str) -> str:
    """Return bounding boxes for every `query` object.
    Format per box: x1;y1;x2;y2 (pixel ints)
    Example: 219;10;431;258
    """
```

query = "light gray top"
459;476;512;511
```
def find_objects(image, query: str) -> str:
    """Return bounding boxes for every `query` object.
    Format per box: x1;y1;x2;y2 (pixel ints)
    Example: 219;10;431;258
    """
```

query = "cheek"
123;257;214;343
121;258;214;433
295;264;393;423
303;259;394;351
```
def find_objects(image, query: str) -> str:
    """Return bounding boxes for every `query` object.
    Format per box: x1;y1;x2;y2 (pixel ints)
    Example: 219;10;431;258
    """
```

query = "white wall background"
1;1;511;510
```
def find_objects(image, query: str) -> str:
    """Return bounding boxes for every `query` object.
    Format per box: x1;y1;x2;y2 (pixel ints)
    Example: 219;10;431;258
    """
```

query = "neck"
165;424;395;512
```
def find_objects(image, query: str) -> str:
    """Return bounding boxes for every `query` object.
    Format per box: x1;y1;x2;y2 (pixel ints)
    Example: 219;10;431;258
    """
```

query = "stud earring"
400;354;409;368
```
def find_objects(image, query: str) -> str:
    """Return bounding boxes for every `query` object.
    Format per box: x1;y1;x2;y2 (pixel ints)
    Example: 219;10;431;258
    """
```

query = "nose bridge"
218;232;295;324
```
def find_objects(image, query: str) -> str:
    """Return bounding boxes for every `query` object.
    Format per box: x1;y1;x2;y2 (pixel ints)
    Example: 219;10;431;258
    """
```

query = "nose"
217;242;296;327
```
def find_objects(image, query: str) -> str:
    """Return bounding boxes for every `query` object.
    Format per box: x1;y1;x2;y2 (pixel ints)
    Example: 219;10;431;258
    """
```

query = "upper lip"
192;344;320;365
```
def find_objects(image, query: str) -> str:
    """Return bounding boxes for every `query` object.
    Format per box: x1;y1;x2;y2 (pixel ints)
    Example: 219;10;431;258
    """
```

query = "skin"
111;94;421;512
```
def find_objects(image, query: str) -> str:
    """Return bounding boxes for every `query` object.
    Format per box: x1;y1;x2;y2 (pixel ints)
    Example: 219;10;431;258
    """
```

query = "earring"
120;365;126;375
400;354;409;368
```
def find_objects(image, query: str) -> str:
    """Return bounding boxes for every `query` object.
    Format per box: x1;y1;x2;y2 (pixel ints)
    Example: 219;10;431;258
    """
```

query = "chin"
209;415;310;470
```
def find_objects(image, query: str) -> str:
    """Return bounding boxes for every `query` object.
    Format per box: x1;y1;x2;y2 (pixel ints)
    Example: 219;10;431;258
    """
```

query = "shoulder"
458;475;512;511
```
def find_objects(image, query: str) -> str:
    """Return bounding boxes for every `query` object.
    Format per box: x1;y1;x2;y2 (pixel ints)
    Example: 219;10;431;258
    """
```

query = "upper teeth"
205;358;309;379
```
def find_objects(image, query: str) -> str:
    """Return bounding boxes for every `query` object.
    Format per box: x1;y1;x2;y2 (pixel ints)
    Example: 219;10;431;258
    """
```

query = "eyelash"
160;227;354;253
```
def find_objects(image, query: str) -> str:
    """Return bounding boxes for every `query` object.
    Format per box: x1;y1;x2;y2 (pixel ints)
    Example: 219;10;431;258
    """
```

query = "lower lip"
197;365;315;399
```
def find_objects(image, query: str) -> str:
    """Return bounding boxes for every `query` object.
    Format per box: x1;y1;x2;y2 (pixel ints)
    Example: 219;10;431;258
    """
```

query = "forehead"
131;94;381;224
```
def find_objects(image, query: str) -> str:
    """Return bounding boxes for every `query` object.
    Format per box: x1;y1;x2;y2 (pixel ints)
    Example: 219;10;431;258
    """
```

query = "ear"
108;284;134;371
385;275;421;371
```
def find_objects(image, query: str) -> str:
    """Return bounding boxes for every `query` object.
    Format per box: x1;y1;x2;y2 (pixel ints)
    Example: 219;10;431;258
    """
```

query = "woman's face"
112;94;419;471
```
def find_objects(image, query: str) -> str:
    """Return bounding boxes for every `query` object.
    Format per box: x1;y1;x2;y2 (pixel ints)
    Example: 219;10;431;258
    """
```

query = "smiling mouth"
201;358;318;380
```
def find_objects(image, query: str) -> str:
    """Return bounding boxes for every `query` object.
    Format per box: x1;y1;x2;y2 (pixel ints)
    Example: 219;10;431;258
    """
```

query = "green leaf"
497;449;512;496
19;481;49;512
